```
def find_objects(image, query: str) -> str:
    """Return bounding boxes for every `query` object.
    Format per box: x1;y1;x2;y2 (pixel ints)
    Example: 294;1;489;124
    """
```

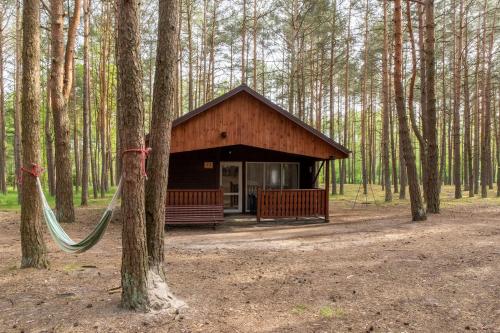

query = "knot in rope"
122;147;152;179
18;163;45;185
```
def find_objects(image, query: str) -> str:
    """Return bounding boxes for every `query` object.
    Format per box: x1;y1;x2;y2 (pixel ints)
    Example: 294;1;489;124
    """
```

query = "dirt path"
0;201;499;332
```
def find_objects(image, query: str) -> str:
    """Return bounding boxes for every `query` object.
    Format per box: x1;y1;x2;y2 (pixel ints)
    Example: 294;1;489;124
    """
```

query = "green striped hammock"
36;177;122;253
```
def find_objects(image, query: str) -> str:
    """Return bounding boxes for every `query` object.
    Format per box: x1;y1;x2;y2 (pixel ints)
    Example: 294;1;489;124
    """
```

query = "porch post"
324;159;330;222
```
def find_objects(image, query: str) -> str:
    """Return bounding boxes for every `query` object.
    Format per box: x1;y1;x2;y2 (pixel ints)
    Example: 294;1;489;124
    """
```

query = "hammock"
36;177;122;253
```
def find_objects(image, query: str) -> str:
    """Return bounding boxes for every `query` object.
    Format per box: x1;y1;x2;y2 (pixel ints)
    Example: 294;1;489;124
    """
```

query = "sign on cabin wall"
204;162;214;169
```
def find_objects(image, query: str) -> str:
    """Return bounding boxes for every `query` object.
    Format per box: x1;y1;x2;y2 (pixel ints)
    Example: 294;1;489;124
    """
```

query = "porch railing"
166;188;224;206
256;188;327;221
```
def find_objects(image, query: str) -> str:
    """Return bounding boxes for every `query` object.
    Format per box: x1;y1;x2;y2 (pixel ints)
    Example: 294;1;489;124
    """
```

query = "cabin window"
265;163;282;189
246;162;300;212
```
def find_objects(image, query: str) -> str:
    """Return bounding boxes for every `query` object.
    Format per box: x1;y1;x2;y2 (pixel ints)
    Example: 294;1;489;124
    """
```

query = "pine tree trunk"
452;0;463;199
81;0;91;206
72;64;81;192
14;0;22;199
50;0;81;223
99;25;108;198
44;37;56;196
241;0;246;84
329;0;337;195
117;0;150;310
360;0;369;196
20;0;49;268
480;0;491;198
382;0;392;202
340;1;352;195
187;0;194;111
393;0;426;221
463;14;473;197
144;0;185;311
0;10;6;194
423;0;440;212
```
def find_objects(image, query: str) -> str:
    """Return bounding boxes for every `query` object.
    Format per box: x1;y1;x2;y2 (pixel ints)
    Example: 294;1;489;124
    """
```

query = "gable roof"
173;84;350;157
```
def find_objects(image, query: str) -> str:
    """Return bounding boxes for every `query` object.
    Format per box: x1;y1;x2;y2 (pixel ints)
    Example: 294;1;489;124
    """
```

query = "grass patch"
0;185;118;211
328;183;500;209
319;305;344;319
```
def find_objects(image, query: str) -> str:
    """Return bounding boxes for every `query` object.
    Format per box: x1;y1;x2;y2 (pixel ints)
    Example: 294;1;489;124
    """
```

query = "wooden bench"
165;205;224;228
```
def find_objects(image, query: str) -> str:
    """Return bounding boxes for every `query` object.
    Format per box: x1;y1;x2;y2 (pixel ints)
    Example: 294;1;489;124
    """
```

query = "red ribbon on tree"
122;147;152;179
18;163;45;185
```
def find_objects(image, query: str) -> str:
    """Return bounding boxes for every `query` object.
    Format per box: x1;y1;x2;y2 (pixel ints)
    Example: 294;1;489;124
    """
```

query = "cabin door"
220;162;242;213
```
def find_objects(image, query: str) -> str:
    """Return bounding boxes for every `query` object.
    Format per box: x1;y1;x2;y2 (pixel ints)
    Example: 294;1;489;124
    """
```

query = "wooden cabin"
163;84;350;226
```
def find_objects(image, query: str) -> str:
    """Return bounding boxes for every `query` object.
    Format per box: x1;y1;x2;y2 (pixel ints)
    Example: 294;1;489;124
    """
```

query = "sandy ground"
0;199;499;333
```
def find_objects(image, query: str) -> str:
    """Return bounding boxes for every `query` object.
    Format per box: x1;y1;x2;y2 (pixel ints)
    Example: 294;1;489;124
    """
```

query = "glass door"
220;162;242;213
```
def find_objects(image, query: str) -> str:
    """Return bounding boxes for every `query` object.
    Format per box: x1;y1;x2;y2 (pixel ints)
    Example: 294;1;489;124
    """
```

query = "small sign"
204;162;214;169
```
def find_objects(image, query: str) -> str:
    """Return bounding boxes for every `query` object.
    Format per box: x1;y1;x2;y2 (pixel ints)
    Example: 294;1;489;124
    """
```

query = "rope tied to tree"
18;163;45;185
122;147;152;179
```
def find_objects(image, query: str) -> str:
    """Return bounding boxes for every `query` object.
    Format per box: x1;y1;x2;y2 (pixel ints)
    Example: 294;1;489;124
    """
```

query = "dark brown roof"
173;84;350;157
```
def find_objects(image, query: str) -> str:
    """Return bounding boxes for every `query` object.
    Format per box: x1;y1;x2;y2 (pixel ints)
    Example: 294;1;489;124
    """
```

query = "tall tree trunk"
452;0;463;199
72;63;81;192
99;20;109;198
329;0;337;195
241;0;247;84
117;0;151;310
463;13;473;197
81;0;91;206
423;0;440;212
382;0;392;202
473;16;481;195
480;0;492;198
187;0;193;111
252;0;257;90
393;0;426;221
0;9;6;194
360;0;369;195
144;0;185;311
495;90;500;196
340;1;351;195
45;37;55;196
20;0;49;268
50;0;81;223
14;0;22;199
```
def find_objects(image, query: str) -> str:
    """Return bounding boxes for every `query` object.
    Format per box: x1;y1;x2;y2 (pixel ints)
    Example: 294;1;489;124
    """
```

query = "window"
246;162;300;212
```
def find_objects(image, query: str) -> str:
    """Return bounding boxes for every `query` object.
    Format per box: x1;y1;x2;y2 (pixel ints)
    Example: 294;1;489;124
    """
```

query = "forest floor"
0;185;499;333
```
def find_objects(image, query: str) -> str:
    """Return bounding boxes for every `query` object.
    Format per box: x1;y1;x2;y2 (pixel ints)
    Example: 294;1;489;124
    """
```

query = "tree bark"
481;0;497;197
20;0;49;268
452;0;463;199
423;0;440;212
393;0;426;221
0;9;6;194
241;0;247;84
144;0;185;311
14;0;22;199
329;0;337;195
382;0;392;202
50;0;81;223
340;1;352;195
81;0;91;206
117;0;150;310
463;13;473;197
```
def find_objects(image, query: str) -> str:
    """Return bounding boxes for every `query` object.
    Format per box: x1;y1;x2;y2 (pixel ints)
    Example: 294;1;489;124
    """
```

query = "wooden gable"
170;87;349;160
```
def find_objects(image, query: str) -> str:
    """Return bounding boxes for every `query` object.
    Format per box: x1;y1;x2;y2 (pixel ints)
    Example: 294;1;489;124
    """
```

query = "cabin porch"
166;145;331;225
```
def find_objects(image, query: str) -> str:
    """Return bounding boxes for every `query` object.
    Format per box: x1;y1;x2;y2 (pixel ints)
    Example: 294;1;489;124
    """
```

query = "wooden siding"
171;91;344;159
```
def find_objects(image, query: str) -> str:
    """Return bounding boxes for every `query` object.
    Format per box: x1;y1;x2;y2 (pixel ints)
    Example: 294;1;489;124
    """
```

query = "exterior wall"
171;92;345;159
